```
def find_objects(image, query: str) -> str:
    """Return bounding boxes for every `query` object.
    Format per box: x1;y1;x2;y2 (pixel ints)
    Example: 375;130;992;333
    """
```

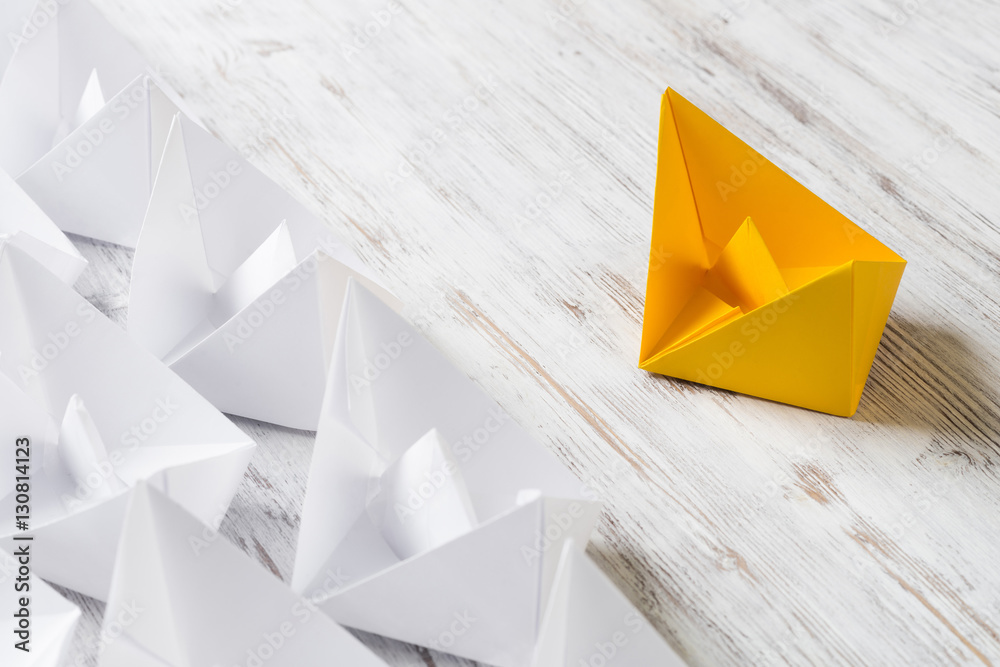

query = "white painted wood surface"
54;0;1000;664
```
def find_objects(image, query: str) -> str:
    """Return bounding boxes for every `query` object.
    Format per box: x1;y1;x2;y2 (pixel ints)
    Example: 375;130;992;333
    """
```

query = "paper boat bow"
532;539;686;666
127;113;398;430
0;245;254;600
0;0;196;247
639;89;906;416
0;166;85;283
292;280;605;666
98;484;388;667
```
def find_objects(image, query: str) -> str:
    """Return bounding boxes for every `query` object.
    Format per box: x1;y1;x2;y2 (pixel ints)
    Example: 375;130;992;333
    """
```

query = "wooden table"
61;0;1000;664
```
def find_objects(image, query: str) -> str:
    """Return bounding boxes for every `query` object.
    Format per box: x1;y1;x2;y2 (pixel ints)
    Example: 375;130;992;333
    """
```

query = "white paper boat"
0;0;198;247
0;0;54;94
0;244;255;600
533;539;687;666
0;166;85;283
292;280;603;666
100;483;388;667
127;113;398;430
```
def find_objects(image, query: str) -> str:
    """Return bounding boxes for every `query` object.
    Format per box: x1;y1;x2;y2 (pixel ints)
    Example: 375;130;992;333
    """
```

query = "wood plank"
50;0;1000;663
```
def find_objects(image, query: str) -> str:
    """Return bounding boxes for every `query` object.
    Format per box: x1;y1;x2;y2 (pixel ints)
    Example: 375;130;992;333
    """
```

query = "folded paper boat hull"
639;89;906;416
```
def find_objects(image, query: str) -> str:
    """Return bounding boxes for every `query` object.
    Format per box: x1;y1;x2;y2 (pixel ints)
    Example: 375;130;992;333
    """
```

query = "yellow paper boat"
639;89;906;417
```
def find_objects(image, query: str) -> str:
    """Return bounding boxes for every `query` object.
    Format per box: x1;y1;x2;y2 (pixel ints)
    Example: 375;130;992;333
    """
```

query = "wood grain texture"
53;0;1000;664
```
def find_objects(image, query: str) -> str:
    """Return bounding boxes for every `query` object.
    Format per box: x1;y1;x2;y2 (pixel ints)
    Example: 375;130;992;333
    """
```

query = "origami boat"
639;89;906;416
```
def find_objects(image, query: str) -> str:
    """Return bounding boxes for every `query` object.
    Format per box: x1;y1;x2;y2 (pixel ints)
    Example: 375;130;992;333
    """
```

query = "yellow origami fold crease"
639;89;906;417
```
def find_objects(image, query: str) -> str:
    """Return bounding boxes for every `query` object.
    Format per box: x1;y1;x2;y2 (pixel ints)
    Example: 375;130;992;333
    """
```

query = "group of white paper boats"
0;2;686;666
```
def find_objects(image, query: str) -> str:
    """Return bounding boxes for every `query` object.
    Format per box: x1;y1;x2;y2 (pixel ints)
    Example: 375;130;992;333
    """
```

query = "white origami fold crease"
1;0;156;173
56;394;126;503
51;68;105;148
127;113;399;429
0;168;85;284
210;220;298;328
1;549;80;666
293;280;602;666
314;428;481;586
99;483;388;667
367;428;479;560
14;74;189;248
0;0;199;247
0;0;43;75
0;245;254;600
532;539;688;666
